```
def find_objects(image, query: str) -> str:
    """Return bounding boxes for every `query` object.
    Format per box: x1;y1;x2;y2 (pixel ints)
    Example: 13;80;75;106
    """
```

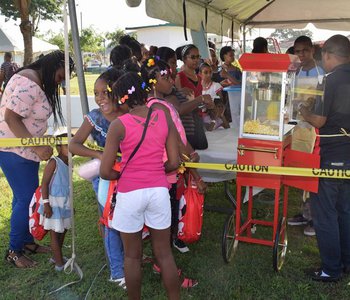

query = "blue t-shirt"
86;109;110;147
297;65;324;77
86;109;111;194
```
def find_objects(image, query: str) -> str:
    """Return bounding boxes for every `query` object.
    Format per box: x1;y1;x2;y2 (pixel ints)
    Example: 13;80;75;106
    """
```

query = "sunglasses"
188;55;201;60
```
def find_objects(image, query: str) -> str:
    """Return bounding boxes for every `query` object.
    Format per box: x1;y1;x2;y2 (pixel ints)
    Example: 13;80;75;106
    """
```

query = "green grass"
69;73;99;96
1;164;350;299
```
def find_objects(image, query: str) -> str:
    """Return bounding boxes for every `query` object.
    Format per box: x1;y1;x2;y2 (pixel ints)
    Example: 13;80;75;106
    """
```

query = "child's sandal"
152;263;182;276
181;277;198;289
5;250;37;268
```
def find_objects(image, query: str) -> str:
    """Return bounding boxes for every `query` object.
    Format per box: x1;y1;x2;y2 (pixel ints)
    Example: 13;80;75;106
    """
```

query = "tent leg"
68;0;89;115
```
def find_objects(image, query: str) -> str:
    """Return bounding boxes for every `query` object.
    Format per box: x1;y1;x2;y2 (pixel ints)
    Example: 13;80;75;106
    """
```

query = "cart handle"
237;145;279;159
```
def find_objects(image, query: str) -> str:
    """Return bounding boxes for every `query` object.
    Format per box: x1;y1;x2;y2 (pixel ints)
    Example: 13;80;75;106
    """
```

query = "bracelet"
190;151;197;157
42;199;50;204
195;177;203;183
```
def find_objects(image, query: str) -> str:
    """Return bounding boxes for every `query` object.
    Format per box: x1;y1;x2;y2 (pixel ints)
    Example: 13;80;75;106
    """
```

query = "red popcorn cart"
221;53;320;271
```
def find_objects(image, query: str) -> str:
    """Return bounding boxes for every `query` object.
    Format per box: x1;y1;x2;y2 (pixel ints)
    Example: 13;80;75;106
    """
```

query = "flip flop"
24;243;51;254
152;263;182;276
181;277;198;289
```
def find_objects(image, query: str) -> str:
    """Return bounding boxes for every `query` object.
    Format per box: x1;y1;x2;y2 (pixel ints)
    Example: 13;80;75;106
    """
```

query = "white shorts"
112;187;171;233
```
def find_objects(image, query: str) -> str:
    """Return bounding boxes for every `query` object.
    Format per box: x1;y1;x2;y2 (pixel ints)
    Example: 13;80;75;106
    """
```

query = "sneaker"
109;276;127;290
55;265;64;272
308;269;341;282
49;256;68;265
287;214;308;226
173;239;189;253
304;221;316;237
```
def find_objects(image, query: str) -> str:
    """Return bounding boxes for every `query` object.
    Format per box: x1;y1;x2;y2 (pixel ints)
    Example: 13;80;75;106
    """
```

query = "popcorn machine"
221;54;320;271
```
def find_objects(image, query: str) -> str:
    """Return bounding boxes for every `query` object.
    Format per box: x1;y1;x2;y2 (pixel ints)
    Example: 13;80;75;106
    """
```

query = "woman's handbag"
177;174;205;244
192;111;208;150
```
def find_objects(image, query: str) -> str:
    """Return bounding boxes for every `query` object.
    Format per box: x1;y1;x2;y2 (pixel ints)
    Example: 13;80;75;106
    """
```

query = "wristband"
42;199;50;204
190;151;197;157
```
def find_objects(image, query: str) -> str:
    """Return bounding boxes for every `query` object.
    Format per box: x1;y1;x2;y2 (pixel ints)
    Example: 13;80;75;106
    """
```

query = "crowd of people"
0;32;350;299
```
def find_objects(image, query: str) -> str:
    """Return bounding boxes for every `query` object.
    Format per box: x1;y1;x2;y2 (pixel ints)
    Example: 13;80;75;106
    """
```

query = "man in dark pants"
300;35;350;282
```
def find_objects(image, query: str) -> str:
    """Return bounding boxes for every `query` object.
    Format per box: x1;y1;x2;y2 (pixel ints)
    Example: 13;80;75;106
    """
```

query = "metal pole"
68;0;89;115
80;11;83;35
243;25;246;53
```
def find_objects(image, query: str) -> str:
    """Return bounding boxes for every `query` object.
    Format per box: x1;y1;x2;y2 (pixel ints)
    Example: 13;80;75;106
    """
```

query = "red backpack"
29;186;48;241
177;175;204;244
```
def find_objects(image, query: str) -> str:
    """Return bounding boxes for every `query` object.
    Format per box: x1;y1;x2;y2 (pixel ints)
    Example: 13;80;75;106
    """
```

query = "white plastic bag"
77;159;101;181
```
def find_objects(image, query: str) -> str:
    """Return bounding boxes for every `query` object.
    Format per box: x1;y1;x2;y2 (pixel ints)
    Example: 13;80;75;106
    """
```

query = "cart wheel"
273;217;288;272
222;213;238;263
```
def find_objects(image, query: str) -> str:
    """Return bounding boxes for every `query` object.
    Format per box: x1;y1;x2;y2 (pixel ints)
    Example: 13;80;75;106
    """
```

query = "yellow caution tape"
0;137;122;157
183;162;350;179
85;141;122;157
293;88;324;96
1;138;348;179
85;141;104;151
0;136;68;147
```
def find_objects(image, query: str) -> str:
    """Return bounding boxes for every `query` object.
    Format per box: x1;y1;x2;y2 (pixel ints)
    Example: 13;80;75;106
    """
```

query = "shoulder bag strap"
119;105;153;178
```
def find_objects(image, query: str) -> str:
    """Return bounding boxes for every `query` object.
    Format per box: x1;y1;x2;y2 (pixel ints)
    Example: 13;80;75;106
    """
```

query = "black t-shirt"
313;63;350;160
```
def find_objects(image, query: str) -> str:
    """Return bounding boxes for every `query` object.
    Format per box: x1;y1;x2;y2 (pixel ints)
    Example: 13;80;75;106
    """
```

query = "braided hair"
110;44;132;69
113;72;147;109
140;56;170;91
16;50;74;125
156;47;176;64
97;68;125;100
119;35;142;62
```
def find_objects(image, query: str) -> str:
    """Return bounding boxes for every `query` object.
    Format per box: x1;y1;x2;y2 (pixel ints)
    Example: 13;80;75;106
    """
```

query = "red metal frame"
235;137;320;249
239;53;300;72
236;138;289;247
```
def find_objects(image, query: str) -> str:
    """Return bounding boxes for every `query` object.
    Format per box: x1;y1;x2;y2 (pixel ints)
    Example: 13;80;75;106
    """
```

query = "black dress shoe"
309;269;341;283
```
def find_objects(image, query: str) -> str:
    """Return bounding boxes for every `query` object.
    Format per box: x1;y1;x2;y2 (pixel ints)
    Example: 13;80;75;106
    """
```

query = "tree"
0;0;63;65
46;31;65;51
105;29;137;48
270;29;313;42
80;27;104;53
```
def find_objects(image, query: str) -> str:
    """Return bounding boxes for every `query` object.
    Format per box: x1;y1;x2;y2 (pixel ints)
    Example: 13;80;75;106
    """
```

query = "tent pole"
67;0;89;115
243;25;246;53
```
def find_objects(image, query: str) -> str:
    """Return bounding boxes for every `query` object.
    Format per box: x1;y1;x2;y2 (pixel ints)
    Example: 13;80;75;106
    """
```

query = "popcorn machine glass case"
239;54;300;141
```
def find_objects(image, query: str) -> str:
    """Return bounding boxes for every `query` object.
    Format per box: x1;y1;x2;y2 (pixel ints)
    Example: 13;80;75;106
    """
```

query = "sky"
1;0;349;41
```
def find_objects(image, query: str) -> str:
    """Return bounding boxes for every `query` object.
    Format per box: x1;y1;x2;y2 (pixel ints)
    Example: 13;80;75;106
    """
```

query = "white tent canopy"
0;24;59;53
145;0;350;37
68;0;350;116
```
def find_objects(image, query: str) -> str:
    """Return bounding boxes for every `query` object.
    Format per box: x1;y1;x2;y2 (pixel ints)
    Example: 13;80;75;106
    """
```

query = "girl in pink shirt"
100;72;180;299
